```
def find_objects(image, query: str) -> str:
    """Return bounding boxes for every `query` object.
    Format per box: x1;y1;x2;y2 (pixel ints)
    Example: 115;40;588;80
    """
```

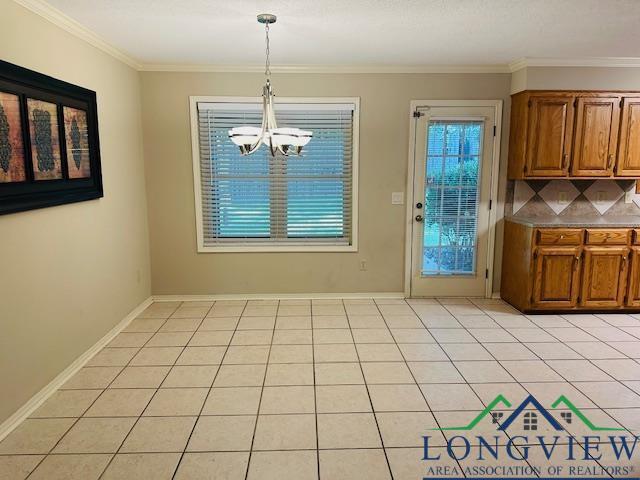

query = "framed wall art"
0;60;102;215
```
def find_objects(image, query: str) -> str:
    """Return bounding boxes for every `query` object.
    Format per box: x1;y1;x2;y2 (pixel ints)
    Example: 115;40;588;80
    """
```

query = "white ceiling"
39;0;640;68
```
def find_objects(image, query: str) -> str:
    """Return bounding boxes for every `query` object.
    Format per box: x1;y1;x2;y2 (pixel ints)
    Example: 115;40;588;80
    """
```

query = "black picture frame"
0;59;103;215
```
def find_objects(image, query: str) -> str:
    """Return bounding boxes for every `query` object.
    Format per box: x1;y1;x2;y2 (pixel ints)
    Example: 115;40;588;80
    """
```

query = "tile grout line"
310;301;321;480
403;299;511;476
441;301;620;477
8;298;640;478
34;302;183;480
96;301;205;479
345;299;395;480
439;301;609;452
168;300;242;480
376;299;470;475
443;305;616;476
439;300;611;475
242;300;278;480
436;300;560;475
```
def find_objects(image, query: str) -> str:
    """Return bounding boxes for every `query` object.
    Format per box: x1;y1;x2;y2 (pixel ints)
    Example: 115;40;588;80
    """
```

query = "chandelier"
228;14;312;156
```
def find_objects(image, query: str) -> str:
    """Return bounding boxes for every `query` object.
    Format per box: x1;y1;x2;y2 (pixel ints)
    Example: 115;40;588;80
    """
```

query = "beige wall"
141;71;511;295
511;66;640;92
0;0;150;423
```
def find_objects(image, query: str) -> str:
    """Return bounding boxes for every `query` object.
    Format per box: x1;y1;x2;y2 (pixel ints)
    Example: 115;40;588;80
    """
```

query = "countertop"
505;215;640;228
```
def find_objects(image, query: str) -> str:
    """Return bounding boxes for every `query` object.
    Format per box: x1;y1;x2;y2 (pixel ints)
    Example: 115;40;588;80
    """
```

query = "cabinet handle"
574;256;580;269
562;153;569;170
608;154;614;170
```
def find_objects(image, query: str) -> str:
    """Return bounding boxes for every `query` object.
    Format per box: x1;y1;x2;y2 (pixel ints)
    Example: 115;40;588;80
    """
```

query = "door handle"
416;202;423;209
415;215;423;222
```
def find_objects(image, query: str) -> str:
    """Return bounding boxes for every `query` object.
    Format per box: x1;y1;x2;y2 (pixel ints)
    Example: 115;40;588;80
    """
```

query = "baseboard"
491;292;502;299
0;296;153;442
153;292;406;301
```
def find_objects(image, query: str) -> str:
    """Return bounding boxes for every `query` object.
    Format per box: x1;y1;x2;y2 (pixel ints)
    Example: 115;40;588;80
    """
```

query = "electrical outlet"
359;260;367;271
391;192;404;205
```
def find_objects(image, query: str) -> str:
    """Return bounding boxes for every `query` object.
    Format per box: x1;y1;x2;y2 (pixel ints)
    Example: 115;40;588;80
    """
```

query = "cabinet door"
626;247;640;307
580;246;629;308
525;96;574;177
616;97;640;176
532;246;581;308
571;97;621;176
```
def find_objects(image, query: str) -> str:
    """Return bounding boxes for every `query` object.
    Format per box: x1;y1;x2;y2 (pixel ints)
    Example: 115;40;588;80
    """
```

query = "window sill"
197;244;357;253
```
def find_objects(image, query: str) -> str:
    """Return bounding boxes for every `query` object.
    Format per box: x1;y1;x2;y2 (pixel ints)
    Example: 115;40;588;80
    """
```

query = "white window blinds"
194;100;357;250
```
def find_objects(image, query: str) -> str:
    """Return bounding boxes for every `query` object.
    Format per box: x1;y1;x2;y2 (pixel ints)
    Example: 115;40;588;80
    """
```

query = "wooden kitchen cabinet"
525;96;574;177
571;97;620;176
532;246;581;308
626;247;640;307
617;97;640;176
508;90;640;179
579;246;628;308
501;220;640;312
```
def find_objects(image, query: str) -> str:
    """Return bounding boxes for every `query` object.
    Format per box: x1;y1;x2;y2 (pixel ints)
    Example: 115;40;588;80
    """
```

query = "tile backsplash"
506;179;640;217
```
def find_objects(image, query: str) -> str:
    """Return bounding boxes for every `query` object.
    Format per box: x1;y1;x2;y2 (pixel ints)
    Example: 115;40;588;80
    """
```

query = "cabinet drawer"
536;229;583;245
585;229;630;245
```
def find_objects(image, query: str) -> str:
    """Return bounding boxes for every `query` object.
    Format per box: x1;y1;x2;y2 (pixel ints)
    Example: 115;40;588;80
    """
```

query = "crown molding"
510;57;640;72
139;63;513;74
12;0;142;70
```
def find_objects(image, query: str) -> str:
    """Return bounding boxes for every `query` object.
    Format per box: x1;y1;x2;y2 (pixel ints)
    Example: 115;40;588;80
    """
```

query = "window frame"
189;96;360;253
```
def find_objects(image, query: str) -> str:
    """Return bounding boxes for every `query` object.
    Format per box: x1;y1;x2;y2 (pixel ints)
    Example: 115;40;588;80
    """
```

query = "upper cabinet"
525;96;574;177
617;97;640;176
508;90;640;179
571;96;620;176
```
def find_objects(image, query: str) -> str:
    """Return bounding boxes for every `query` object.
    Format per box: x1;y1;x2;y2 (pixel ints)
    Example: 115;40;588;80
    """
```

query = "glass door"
410;106;496;297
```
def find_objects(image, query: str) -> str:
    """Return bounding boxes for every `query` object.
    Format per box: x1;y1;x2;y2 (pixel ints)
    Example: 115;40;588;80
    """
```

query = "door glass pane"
422;120;483;276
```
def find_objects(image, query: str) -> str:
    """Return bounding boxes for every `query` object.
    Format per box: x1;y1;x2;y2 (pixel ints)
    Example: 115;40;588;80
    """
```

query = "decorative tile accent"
583;180;624;214
512;181;535;214
537;180;580;214
630;183;640;209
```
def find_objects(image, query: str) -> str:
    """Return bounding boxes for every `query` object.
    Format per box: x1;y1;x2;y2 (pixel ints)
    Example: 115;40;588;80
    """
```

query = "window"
422;120;482;276
560;412;572;424
491;412;503;424
191;97;359;252
523;412;538;431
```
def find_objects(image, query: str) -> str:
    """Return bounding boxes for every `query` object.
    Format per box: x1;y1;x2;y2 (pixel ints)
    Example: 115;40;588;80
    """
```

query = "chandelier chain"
264;22;271;79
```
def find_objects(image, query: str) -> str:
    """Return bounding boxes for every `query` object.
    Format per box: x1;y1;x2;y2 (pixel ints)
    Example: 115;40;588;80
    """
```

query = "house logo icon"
435;394;624;432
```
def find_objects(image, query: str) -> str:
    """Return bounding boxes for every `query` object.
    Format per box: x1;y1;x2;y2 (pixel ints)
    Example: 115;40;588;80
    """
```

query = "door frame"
404;100;503;298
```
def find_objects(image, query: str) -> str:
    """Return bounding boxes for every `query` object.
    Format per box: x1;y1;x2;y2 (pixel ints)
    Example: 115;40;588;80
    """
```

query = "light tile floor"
1;298;640;478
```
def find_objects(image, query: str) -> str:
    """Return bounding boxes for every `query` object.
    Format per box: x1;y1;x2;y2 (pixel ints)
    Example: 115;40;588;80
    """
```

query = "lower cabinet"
532;247;581;308
627;247;640;307
501;220;640;312
579;246;628;308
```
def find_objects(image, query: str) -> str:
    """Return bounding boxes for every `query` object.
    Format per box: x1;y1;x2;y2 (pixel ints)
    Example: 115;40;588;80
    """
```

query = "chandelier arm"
266;84;278;130
244;92;269;155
